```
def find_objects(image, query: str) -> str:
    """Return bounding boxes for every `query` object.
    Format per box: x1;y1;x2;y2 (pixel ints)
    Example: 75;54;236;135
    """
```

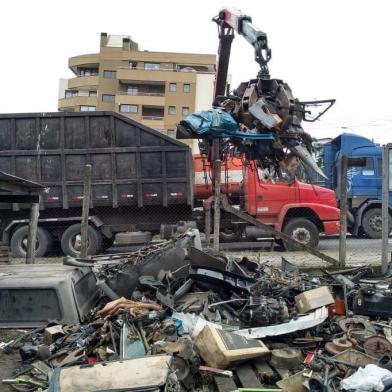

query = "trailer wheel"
219;227;242;242
61;224;103;257
10;226;53;258
362;208;390;239
282;218;319;251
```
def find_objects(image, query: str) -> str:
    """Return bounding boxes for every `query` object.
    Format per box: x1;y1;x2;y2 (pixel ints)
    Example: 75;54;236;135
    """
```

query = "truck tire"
282;218;319;251
102;235;115;250
115;231;152;245
362;208;390;239
61;224;103;257
10;226;53;257
219;227;241;242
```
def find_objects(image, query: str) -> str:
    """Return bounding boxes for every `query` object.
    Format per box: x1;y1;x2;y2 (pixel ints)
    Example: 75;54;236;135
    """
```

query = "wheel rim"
68;233;89;254
21;236;39;252
291;227;311;244
369;214;382;232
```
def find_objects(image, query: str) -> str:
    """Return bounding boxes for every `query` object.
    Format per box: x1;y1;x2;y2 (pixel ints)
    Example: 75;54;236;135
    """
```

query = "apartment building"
58;33;216;148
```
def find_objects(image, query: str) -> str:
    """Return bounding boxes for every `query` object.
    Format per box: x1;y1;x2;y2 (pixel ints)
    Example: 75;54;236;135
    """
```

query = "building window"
182;107;190;116
183;84;191;93
78;68;98;77
102;94;115;102
89;91;97;97
103;70;116;78
80;105;96;112
127;86;138;96
120;104;138;113
167;129;175;138
169;83;177;92
65;90;77;98
168;106;176;115
128;61;137;69
144;63;160;71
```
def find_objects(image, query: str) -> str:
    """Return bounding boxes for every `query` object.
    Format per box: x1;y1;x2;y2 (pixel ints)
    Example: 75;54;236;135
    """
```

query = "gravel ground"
7;237;390;269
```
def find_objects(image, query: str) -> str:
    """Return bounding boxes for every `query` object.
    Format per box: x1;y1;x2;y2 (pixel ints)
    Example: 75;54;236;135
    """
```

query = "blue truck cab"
321;133;390;238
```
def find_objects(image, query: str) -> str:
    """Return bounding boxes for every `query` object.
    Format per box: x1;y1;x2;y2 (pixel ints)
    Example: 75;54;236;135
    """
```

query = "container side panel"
41;156;61;181
140;152;162;178
0;157;12;174
91;154;112;180
92;184;112;204
0;120;12;150
64;118;86;149
15;156;38;180
167;183;187;204
166;151;187;178
142;183;162;205
44;186;62;206
40;118;61;150
66;155;86;180
140;131;164;147
68;185;84;203
115;119;138;147
117;184;137;205
116;153;137;179
90;116;111;148
15;119;37;150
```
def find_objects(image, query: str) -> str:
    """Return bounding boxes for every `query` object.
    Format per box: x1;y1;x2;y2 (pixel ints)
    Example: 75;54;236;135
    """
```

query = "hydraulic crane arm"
213;8;272;96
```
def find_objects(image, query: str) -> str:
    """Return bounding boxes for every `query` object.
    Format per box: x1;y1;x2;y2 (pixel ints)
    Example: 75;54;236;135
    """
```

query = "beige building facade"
58;33;216;148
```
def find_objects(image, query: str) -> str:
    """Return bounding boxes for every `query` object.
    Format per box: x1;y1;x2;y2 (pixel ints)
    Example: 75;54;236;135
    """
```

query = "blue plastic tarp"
184;109;274;140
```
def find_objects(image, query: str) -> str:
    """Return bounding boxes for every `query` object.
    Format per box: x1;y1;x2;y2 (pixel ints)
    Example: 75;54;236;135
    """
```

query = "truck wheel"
10;226;53;257
102;235;115;250
219;228;241;242
282;218;319;251
362;208;389;239
61;224;103;257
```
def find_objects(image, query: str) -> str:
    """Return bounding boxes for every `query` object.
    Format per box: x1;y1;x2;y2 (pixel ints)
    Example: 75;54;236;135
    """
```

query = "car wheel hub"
291;227;311;244
369;215;382;232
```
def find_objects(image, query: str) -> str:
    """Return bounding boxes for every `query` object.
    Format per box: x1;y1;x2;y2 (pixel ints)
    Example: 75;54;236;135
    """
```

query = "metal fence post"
80;164;92;258
25;196;40;264
213;139;221;251
338;155;348;267
381;145;390;274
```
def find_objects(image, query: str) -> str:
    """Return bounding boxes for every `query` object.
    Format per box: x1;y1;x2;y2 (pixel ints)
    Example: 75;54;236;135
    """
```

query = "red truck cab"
194;155;340;249
244;168;340;249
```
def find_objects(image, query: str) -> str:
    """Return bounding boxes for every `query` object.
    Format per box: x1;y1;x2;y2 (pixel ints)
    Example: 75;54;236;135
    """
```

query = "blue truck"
318;133;390;238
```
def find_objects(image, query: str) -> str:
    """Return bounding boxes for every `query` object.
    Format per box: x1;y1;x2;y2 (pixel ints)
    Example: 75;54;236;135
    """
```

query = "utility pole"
338;156;348;267
25;196;40;264
381;145;390;274
80;164;92;258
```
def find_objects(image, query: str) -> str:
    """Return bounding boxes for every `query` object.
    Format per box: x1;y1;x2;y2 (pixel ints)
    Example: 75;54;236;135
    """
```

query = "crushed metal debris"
2;229;392;391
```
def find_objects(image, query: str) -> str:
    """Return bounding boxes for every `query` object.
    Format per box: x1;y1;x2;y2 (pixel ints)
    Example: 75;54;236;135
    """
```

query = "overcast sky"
1;0;391;144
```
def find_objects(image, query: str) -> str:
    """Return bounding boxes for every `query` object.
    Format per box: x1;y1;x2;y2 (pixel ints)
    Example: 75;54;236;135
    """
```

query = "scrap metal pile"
4;233;392;391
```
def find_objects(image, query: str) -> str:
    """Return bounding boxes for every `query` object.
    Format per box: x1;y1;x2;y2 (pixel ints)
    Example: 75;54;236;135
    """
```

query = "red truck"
193;155;340;250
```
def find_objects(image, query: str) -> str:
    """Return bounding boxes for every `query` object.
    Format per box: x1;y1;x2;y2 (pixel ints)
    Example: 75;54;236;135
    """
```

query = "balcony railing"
142;116;164;120
117;66;214;74
76;73;99;77
117;91;164;97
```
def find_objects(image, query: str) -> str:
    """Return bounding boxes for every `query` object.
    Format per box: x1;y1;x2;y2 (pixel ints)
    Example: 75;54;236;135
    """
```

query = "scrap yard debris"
2;230;392;391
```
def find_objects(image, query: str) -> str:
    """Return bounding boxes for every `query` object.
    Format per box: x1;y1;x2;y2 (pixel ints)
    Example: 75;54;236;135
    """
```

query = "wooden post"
213;139;221;251
381;145;390;274
338;155;348;267
26;196;40;264
205;202;211;247
80;164;92;258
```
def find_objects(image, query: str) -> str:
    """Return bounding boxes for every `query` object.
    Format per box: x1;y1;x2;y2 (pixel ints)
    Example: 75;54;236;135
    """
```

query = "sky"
1;0;392;144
